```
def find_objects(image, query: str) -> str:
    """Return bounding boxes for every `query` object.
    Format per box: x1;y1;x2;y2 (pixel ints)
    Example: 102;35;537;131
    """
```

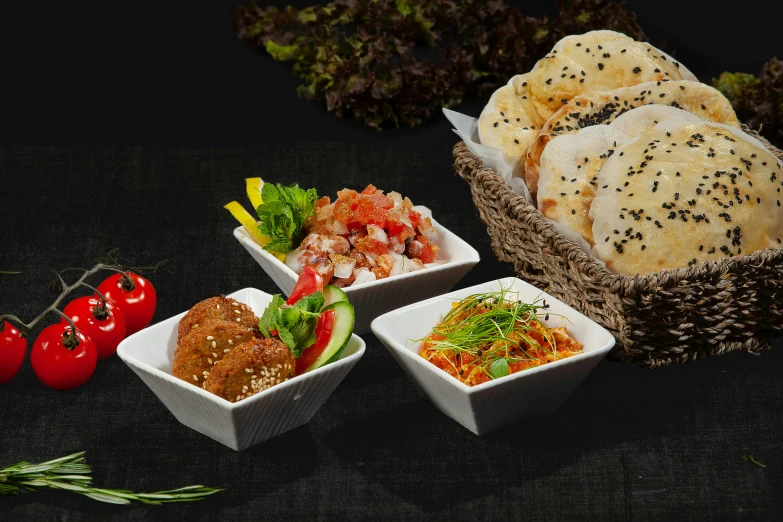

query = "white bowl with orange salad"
371;277;615;435
229;181;480;334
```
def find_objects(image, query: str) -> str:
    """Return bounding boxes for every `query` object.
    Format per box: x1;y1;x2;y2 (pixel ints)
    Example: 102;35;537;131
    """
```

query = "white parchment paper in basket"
443;108;598;259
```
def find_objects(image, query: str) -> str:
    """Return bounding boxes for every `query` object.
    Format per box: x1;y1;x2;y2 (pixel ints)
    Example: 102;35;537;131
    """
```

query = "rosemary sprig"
0;452;222;505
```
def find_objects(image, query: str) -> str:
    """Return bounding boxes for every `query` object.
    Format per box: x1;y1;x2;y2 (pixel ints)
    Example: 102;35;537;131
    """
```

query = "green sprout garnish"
415;284;578;383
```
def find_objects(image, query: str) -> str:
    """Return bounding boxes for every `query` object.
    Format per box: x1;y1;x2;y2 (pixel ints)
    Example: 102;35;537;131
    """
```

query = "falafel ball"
177;296;259;341
172;318;256;386
203;337;295;402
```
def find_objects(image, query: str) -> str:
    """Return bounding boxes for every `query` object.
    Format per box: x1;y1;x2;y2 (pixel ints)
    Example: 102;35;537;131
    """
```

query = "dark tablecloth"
2;142;782;520
2;1;783;520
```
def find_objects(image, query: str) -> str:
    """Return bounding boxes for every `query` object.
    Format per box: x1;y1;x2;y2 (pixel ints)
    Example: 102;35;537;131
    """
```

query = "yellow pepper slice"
245;177;264;211
223;201;286;262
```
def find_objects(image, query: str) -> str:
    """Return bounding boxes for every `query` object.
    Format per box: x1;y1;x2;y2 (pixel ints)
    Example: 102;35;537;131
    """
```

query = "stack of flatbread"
478;30;783;277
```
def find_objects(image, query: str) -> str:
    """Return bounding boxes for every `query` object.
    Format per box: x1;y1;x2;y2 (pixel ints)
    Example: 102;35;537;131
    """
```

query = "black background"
1;1;782;520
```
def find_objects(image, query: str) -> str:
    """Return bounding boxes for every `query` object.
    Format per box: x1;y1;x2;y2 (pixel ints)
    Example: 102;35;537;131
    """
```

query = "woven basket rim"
453;124;783;297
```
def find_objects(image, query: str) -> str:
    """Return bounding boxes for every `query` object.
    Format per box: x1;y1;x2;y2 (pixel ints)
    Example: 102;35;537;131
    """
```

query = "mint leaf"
488;359;509;379
276;326;296;349
292;187;318;220
288;317;318;357
256;289;321;357
260;181;283;205
259;294;285;338
255;183;318;255
294;291;324;315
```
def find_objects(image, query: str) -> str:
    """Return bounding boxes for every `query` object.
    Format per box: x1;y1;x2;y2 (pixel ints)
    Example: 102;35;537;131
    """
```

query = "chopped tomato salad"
290;185;440;287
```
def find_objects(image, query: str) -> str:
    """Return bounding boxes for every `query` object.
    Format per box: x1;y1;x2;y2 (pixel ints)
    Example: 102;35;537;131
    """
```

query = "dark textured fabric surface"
1;145;782;521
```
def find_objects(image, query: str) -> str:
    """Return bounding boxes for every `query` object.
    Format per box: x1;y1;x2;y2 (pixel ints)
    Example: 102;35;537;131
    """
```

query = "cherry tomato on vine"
62;297;126;359
97;272;157;335
31;324;97;391
0;321;27;385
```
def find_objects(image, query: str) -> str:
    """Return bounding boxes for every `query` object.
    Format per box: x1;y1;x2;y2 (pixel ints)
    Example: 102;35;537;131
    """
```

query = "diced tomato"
375;193;394;210
418;236;439;263
396;223;416;243
355;195;388;227
386;219;405;237
287;266;324;305
295;309;335;375
333;197;354;224
408;210;422;229
367;238;389;255
361;184;378;195
347;221;363;232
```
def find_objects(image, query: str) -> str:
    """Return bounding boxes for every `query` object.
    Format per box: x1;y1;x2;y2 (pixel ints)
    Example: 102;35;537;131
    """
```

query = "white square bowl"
116;287;366;451
371;277;615;435
232;217;480;334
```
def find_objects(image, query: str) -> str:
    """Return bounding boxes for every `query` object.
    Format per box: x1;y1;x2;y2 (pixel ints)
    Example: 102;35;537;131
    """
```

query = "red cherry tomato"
295;309;335;375
97;272;157;335
286;266;324;305
0;321;27;385
31;324;97;390
62;297;126;359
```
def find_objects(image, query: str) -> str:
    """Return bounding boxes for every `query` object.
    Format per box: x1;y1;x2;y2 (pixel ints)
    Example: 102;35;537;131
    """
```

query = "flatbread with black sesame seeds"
477;30;695;181
537;105;704;245
526;80;740;198
477;74;540;174
589;120;783;276
526;30;696;127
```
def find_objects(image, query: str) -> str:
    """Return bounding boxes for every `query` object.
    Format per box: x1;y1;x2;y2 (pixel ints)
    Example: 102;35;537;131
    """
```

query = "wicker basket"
453;126;783;367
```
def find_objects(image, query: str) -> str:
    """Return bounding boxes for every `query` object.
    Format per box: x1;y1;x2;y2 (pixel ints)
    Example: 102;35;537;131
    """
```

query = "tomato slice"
295;309;335;375
286;265;324;305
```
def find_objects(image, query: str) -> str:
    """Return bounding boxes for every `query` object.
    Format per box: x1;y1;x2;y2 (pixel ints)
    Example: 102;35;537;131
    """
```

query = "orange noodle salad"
419;286;583;386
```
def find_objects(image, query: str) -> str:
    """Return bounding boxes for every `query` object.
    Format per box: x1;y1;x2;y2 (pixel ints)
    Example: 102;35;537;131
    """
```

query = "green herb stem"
0;452;222;505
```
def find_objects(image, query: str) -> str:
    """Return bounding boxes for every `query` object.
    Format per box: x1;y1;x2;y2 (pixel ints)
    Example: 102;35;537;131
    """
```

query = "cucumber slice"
306;301;355;372
322;285;349;306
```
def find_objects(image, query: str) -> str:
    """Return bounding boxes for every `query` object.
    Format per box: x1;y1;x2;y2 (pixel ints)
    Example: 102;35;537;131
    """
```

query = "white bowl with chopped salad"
227;179;480;334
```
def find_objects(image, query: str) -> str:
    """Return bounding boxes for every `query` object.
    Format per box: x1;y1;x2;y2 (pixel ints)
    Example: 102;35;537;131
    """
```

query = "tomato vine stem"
0;253;166;336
